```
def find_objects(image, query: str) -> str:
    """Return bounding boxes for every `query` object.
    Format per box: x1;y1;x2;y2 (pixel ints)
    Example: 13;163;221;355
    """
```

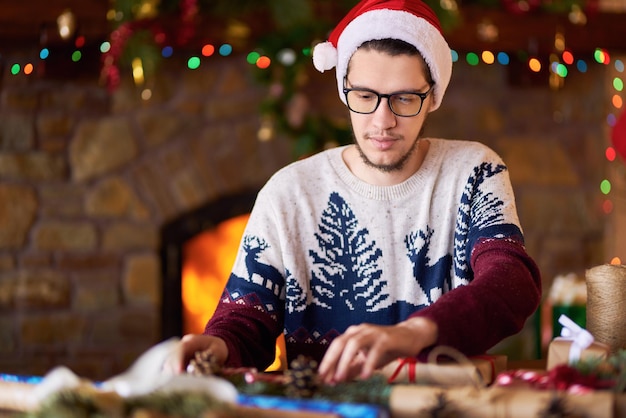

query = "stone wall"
0;50;622;380
0;55;294;380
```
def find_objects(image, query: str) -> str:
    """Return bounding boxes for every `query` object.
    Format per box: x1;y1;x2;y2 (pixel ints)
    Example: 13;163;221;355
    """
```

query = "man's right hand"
174;334;229;373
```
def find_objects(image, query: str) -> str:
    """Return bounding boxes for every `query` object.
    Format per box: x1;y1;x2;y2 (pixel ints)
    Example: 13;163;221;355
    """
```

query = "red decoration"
100;0;199;92
495;366;615;392
611;110;626;163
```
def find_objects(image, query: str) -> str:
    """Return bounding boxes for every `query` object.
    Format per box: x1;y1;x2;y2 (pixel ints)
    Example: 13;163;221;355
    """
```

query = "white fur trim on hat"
313;41;338;72
315;8;452;112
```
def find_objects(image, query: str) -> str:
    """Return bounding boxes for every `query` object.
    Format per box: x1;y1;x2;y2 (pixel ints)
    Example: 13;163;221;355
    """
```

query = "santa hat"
313;0;452;112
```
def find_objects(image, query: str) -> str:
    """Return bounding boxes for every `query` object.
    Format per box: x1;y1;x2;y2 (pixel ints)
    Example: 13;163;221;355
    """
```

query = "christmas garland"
102;0;597;157
102;0;461;157
15;349;626;418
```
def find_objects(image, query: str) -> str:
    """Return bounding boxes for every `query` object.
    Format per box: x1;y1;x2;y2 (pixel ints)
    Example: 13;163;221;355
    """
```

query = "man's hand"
170;334;228;373
317;317;437;384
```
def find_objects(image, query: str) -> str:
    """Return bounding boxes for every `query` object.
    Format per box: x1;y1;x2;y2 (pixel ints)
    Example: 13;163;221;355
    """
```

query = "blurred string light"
528;57;542;72
481;50;495;65
131;57;144;85
606;146;616;161
602;58;625;218
4;35;624;86
56;9;76;40
594;48;611;64
201;44;214;57
162;46;174;58
187;56;200;70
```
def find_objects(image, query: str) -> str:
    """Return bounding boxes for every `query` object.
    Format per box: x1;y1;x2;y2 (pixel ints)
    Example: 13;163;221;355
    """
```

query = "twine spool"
585;264;626;353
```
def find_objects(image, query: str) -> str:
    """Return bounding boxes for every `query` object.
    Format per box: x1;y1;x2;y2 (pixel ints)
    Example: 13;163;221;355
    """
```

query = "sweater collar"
329;139;442;200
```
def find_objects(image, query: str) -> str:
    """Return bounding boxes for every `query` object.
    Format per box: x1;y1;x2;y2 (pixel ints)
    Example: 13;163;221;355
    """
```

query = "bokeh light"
162;46;173;58
481;50;495;64
23;63;33;75
613;94;623;109
497;52;509;65
614;77;624;92
246;51;260;65
218;44;233;56
528;58;541;72
607;113;617;127
75;36;85;48
600;179;611;195
39;48;50;59
466;52;479;66
277;48;296;66
256;56;271;69
602;199;613;215
606;146;616;161
562;50;574;65
202;44;215;57
594;48;610;64
553;63;568;77
187;56;200;70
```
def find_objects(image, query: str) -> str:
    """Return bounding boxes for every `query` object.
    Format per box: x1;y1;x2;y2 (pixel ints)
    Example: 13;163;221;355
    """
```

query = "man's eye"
394;94;417;104
356;91;375;100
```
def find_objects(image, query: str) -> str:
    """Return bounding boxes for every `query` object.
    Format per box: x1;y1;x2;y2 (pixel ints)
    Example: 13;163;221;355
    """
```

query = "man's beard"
354;134;421;173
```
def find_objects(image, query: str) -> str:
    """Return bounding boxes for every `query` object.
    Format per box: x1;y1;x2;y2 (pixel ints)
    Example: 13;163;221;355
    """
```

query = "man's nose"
371;97;397;129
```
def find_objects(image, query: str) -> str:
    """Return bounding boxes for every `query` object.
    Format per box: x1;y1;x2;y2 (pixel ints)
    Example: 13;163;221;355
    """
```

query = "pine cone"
286;355;319;398
187;349;223;377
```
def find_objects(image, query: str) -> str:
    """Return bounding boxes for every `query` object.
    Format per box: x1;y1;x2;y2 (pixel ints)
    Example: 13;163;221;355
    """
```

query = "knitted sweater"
205;138;542;369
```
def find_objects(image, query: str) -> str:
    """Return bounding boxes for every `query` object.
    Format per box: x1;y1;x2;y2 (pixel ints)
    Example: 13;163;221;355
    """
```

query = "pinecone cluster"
286;355;319;398
186;349;223;377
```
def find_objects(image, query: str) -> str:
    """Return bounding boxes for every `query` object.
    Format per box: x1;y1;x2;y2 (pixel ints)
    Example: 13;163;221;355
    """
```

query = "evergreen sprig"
572;348;626;393
23;388;235;418
607;349;626;393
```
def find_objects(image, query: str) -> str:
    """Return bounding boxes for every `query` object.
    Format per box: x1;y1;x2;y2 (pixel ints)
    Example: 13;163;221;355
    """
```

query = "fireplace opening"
160;188;285;370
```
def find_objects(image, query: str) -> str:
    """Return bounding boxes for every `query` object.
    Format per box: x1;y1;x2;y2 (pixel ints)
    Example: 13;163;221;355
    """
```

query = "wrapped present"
547;314;610;370
378;346;507;386
389;385;615;418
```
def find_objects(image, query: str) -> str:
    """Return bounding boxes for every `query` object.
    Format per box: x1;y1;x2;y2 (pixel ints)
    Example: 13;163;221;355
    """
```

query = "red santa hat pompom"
313;0;452;112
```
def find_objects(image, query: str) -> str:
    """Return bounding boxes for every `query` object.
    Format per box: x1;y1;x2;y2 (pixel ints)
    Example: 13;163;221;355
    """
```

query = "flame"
182;213;286;371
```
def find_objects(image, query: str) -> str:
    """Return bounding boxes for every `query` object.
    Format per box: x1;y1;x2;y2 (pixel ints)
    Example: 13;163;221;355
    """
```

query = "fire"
182;213;285;371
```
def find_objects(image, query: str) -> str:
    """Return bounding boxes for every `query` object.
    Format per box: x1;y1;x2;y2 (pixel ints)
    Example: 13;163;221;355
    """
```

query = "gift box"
547;337;610;370
379;354;507;386
389;385;615;418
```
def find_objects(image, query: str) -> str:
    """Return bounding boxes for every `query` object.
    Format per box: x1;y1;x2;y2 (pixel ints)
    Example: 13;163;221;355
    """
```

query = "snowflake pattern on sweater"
206;139;528;367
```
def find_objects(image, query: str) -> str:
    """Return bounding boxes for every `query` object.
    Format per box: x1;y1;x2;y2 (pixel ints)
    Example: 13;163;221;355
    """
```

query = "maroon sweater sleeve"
204;295;283;370
411;237;542;356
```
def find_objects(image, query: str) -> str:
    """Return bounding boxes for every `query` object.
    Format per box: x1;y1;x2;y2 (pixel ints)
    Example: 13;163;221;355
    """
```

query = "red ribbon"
388;354;499;384
388;357;418;383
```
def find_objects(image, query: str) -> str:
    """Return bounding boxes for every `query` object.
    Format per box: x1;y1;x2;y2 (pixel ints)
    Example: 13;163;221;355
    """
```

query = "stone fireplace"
0;43;623;381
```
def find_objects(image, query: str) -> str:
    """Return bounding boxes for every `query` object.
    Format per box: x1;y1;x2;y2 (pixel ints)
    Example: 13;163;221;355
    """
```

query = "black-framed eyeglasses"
343;78;433;117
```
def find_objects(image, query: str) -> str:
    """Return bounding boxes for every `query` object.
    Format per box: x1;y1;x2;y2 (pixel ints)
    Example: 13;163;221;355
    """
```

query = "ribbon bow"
558;314;594;364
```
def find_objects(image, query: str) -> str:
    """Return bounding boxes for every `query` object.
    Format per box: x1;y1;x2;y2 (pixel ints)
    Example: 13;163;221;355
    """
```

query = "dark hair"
349;38;434;85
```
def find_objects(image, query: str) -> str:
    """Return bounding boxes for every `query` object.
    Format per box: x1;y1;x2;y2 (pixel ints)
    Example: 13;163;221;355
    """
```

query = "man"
178;0;541;384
